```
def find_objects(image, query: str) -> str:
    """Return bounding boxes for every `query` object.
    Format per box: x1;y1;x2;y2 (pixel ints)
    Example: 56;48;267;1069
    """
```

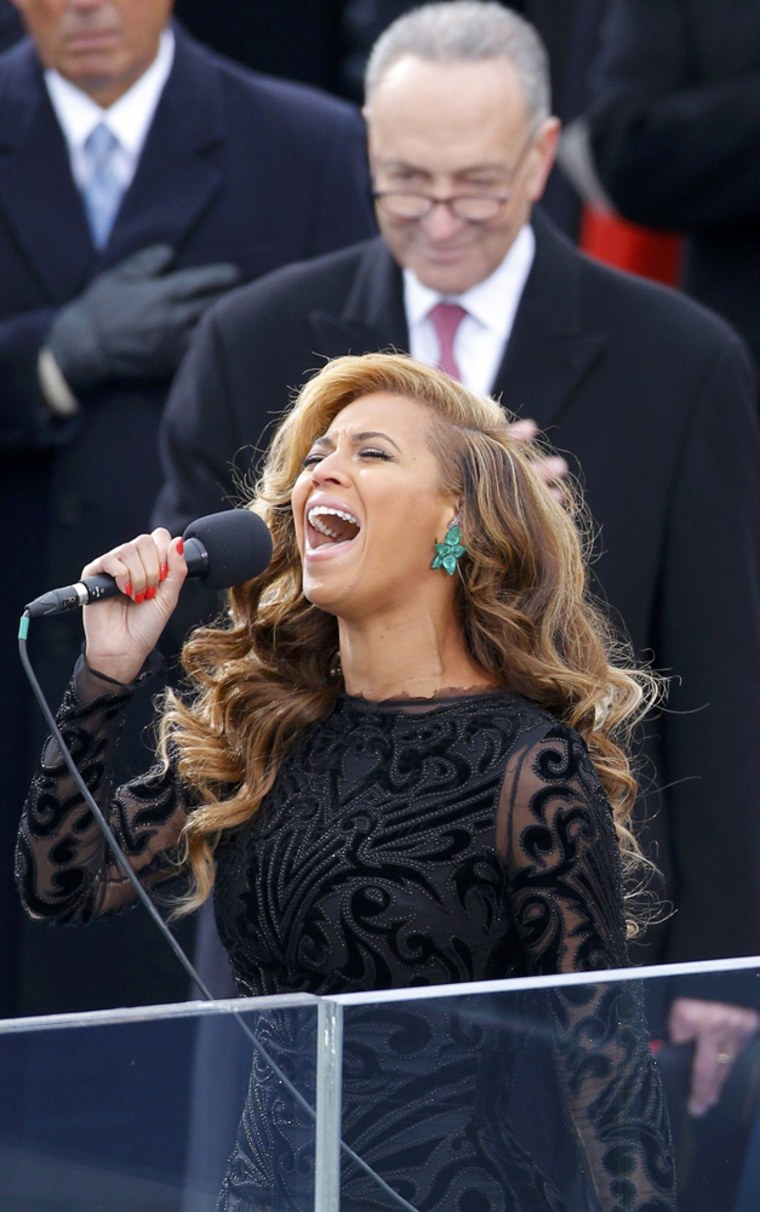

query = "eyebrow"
374;157;511;178
312;430;403;453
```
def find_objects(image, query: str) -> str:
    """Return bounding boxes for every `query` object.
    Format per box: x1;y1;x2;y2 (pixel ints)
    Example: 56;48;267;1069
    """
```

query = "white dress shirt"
404;224;536;395
44;26;175;197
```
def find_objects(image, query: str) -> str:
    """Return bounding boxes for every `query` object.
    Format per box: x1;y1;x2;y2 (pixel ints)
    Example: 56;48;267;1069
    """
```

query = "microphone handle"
25;537;207;618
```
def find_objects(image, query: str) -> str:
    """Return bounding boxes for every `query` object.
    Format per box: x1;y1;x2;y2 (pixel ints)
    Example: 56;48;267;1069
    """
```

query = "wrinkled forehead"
366;54;531;161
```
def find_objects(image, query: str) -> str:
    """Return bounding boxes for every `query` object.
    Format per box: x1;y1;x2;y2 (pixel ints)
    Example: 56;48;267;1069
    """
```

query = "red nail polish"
134;591;145;604
145;586;157;600
159;564;168;581
124;582;132;598
176;538;185;557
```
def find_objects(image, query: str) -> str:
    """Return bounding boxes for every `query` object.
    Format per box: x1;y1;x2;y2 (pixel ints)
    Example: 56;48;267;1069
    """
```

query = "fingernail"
159;564;168;581
176;538;184;556
134;591;145;604
145;586;157;600
124;582;132;598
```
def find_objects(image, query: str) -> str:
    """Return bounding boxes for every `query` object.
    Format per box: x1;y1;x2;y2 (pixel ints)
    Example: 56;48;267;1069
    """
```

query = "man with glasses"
155;0;760;1085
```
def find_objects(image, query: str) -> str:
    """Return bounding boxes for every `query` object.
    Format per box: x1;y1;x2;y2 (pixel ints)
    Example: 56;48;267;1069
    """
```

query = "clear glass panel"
328;960;760;1212
0;994;318;1212
3;960;760;1210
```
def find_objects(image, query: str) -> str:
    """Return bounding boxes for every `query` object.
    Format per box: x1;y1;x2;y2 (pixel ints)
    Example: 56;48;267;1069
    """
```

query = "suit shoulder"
574;244;750;355
0;38;40;119
206;240;378;333
188;35;364;133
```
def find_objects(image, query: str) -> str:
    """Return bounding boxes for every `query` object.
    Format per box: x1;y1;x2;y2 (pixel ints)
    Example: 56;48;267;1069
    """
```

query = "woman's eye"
302;452;323;468
359;447;392;460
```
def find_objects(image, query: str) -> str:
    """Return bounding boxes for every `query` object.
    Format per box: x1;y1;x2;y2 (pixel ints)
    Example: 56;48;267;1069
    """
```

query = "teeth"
311;515;340;539
307;505;360;540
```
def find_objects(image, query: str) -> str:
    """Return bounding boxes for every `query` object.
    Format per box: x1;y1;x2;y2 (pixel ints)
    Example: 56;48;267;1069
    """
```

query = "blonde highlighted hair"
161;353;660;929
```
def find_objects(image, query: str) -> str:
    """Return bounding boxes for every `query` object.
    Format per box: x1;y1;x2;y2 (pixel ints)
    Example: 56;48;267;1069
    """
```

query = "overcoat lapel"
0;45;95;301
491;210;606;433
104;29;225;267
308;239;410;360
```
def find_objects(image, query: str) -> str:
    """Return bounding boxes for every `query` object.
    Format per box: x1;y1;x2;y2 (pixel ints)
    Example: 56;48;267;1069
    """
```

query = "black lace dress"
16;662;676;1212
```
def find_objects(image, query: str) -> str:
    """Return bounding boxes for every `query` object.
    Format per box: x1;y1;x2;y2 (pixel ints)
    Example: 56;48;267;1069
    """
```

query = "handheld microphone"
24;510;273;619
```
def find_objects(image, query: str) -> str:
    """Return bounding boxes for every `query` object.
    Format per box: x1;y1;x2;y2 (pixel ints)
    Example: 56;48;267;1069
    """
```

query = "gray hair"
364;1;551;125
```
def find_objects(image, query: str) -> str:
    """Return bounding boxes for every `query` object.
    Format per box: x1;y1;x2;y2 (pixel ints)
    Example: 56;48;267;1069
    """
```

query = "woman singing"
17;352;675;1210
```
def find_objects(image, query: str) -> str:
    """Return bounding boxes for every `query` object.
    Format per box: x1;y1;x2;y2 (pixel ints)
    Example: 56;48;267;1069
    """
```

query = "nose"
310;449;351;486
421;201;466;242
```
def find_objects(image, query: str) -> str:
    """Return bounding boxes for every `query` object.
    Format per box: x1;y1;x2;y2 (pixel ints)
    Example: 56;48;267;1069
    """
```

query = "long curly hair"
161;352;661;927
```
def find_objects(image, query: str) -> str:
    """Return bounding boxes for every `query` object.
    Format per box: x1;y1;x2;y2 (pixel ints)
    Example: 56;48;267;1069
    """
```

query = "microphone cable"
18;611;420;1212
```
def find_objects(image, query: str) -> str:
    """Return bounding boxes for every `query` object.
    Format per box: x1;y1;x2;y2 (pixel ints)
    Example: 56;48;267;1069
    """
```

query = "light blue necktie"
82;123;122;248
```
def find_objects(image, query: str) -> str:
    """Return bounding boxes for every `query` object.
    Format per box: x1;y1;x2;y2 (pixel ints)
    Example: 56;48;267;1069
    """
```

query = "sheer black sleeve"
498;721;676;1211
15;657;189;923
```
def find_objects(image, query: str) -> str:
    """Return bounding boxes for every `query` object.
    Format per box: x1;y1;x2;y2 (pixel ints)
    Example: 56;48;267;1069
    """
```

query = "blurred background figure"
0;0;375;1020
175;0;348;95
174;0;609;243
340;0;609;241
587;0;760;377
0;0;22;49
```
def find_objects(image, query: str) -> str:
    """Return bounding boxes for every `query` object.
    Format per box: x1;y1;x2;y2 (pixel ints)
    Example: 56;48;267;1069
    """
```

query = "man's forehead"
368;53;525;107
368;113;526;175
366;55;530;150
372;151;512;178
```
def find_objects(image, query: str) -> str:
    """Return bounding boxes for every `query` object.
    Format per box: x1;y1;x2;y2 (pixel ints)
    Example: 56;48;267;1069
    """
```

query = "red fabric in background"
580;206;683;288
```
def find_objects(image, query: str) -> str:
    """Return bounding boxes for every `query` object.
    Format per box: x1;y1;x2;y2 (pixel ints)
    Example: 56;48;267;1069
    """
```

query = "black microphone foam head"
183;510;273;590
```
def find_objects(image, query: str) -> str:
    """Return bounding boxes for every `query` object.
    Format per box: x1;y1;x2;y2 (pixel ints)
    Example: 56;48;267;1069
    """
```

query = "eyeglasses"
371;128;539;225
372;190;510;222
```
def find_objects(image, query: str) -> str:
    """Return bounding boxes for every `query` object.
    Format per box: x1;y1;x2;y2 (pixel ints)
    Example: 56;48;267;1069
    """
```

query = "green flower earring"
431;521;467;576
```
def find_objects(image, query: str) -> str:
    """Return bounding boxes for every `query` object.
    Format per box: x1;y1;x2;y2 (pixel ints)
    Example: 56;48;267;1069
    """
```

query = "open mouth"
306;505;361;550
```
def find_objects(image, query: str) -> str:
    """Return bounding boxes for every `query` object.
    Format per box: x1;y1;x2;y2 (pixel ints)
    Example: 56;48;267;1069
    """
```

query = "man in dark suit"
1;0;376;1017
154;1;760;1134
587;0;760;377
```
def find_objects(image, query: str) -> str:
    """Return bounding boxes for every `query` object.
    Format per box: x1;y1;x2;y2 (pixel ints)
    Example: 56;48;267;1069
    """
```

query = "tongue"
310;517;359;548
330;516;360;542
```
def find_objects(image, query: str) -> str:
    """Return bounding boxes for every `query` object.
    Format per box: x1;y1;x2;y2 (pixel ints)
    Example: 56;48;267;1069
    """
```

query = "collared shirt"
44;26;175;197
403;223;536;395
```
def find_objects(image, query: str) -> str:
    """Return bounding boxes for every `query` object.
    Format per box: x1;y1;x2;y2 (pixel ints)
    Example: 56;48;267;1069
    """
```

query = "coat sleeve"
588;0;760;229
0;304;79;450
652;331;760;962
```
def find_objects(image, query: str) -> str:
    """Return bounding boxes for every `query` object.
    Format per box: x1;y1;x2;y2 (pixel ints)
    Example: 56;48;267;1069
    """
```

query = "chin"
416;261;484;296
303;583;341;616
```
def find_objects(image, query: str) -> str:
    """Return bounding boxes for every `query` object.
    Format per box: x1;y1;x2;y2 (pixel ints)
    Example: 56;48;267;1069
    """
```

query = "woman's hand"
81;528;188;685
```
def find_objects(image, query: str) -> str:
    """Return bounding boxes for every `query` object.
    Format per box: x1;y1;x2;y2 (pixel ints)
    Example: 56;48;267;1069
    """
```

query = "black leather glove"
47;244;241;392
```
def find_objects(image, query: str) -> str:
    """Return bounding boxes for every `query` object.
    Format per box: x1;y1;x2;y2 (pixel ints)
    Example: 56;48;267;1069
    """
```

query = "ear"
526;117;561;203
440;498;461;533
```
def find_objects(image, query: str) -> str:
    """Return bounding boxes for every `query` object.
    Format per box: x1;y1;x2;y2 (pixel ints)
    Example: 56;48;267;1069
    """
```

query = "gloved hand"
47;244;241;391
